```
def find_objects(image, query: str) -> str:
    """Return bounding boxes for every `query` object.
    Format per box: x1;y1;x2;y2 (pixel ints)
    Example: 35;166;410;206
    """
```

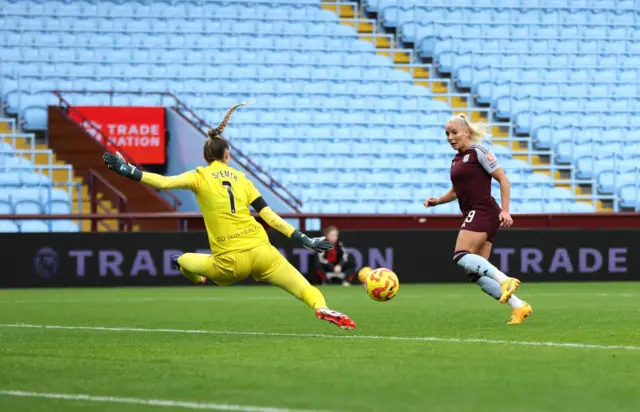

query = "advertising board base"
2;230;637;288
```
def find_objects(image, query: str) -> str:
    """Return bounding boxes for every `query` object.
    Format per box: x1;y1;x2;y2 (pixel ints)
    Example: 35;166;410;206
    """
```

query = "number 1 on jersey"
222;181;236;213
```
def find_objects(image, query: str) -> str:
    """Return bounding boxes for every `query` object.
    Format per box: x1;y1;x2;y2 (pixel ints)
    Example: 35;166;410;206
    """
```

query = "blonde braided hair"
207;101;248;139
203;102;248;163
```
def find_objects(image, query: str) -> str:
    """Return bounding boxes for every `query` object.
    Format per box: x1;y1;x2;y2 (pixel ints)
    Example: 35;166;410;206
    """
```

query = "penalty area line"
0;389;326;412
1;323;640;352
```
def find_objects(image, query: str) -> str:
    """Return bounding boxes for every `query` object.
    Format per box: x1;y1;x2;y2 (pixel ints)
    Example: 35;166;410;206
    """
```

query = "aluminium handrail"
87;168;130;232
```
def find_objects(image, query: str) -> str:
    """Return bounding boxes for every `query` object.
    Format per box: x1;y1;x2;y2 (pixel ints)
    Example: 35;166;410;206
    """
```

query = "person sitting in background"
315;226;356;286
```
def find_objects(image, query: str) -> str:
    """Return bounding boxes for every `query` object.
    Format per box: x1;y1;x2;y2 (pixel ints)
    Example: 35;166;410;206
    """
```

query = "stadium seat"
21;171;51;186
48;200;72;214
0;220;19;233
14;200;42;214
3;1;638;213
568;202;598;212
51;220;80;232
19;220;50;233
0;173;21;186
0;201;12;214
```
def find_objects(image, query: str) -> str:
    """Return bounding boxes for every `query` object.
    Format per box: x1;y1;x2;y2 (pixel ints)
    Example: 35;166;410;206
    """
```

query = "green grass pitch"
1;282;639;412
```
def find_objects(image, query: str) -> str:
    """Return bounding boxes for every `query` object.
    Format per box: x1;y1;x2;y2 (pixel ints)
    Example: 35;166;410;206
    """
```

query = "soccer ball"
364;268;399;302
357;266;372;284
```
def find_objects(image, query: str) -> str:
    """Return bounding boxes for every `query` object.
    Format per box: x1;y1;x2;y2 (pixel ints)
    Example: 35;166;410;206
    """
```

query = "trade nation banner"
69;106;166;164
0;230;638;288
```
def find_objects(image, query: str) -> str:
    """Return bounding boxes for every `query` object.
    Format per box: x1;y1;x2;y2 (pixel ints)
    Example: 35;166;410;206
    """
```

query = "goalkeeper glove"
103;152;142;182
291;230;334;253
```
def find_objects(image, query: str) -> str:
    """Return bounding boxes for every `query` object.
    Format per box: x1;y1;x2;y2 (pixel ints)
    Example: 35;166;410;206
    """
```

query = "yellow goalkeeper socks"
301;286;328;310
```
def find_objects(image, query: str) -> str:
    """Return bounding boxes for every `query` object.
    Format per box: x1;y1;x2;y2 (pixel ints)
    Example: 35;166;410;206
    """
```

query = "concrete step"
491;126;509;138
360;34;390;48
321;2;355;18
0;121;11;133
513;154;542;165
350;20;374;33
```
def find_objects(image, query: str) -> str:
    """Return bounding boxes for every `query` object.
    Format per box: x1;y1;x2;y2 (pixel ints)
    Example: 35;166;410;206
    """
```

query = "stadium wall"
165;109;294;213
3;230;638;287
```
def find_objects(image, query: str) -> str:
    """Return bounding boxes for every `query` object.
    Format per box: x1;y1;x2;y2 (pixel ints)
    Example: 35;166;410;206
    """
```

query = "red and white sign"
70;106;166;164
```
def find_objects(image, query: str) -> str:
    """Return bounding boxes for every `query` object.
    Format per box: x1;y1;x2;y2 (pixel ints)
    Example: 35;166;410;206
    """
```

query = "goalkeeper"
103;103;356;330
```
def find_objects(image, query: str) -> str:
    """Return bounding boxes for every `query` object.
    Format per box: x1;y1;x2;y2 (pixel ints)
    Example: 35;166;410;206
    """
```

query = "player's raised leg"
253;246;356;330
453;230;520;303
172;253;208;285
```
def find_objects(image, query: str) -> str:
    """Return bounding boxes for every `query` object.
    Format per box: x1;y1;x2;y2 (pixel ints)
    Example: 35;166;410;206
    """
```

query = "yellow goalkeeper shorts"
178;244;297;286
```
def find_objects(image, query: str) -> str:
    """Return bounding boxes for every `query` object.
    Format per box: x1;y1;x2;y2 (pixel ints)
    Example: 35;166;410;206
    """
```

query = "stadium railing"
2;211;640;232
87;168;129;232
52;90;303;211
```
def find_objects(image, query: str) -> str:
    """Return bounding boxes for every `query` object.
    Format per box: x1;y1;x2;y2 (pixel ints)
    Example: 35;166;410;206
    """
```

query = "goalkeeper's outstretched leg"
252;246;356;330
171;254;207;285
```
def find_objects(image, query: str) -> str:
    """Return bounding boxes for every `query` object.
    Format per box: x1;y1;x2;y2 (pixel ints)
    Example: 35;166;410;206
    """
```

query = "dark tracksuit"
315;241;356;284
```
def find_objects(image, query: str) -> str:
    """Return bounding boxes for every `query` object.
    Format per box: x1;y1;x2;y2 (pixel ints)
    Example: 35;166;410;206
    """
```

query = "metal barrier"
1;212;639;232
87;169;130;232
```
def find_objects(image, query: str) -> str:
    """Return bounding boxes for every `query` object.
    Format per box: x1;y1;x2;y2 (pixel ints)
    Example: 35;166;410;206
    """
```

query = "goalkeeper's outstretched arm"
141;171;198;191
250;197;333;253
103;152;198;191
251;196;295;237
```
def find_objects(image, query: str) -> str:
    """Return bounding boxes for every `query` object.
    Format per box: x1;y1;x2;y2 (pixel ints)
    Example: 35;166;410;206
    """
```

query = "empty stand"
373;1;640;211
1;0;637;214
0;117;81;232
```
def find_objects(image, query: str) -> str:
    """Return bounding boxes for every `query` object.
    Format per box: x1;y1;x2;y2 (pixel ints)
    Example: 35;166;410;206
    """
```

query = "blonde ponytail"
449;113;488;143
203;102;248;163
207;101;248;139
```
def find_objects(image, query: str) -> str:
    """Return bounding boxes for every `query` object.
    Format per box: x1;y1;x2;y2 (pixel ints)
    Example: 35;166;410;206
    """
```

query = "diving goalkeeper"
102;102;356;330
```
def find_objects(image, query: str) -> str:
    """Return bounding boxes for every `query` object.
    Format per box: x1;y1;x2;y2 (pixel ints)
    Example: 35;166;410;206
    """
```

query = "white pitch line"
0;292;637;305
0;296;291;304
0;389;323;412
1;323;639;352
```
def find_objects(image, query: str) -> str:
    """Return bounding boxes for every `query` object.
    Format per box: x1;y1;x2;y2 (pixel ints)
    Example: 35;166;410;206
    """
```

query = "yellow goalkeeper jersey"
141;162;271;255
